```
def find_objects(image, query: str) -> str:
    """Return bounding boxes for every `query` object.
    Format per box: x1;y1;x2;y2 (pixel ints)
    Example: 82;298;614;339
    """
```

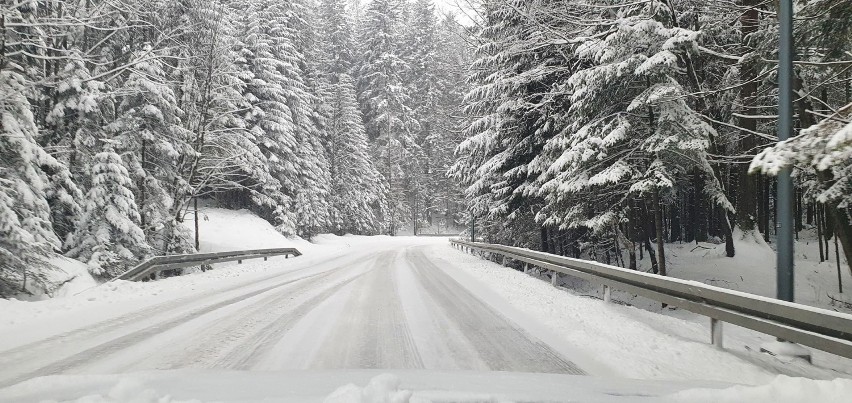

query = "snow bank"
183;207;303;252
5;255;99;301
43;256;98;298
667;375;852;403
323;374;413;403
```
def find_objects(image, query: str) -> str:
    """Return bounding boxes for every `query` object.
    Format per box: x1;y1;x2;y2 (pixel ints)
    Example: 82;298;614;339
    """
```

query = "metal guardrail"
450;239;852;360
113;247;302;282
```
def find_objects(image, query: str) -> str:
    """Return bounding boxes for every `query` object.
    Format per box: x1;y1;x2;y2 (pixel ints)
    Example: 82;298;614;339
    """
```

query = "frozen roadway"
0;239;585;389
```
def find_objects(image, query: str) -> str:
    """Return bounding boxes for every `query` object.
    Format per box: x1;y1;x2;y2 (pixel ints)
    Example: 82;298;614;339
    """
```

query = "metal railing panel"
114;247;302;282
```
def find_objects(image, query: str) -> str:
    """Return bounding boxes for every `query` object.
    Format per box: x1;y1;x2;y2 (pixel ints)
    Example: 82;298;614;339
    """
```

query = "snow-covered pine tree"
752;102;852;276
453;0;559;247
66;148;150;278
226;0;301;234
324;73;385;234
43;52;101;242
273;0;332;237
105;45;194;254
317;0;358;79
183;0;288;237
399;0;441;233
429;14;470;231
0;66;64;294
287;0;334;238
533;1;731;272
356;0;420;235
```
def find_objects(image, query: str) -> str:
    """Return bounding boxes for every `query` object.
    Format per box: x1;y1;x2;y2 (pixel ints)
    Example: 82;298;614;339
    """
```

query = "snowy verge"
423;243;852;385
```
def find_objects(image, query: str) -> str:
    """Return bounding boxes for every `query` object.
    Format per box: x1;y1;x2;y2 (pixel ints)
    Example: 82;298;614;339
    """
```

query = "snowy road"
0;240;583;388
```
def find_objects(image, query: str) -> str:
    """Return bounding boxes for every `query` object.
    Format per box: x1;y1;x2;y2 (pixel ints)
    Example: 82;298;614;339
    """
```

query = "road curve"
0;239;584;388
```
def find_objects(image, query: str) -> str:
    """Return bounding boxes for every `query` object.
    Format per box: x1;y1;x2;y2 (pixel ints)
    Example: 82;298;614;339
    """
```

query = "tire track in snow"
201;258;376;370
107;266;365;372
0;250;364;360
309;250;425;370
406;247;585;375
0;252;372;388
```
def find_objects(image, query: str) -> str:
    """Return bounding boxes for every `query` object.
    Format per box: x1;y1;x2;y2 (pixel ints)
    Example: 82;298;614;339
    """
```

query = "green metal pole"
777;0;795;302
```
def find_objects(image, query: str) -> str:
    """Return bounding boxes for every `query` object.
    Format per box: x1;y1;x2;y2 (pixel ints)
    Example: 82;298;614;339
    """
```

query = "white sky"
434;0;477;25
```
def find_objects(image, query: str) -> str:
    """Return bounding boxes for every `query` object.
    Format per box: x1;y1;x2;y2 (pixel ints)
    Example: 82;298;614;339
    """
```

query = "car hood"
0;369;745;403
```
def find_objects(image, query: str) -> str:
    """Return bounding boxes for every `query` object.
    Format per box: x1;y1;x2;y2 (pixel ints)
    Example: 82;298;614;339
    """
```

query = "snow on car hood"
5;369;843;403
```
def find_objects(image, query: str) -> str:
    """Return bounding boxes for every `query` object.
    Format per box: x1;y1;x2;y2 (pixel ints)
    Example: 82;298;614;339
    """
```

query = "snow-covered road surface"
0;239;583;389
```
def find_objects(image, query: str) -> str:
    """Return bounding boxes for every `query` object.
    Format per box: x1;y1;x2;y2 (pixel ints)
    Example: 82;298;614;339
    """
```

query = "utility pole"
470;211;475;242
760;0;811;362
387;106;394;236
777;0;794;303
413;191;417;236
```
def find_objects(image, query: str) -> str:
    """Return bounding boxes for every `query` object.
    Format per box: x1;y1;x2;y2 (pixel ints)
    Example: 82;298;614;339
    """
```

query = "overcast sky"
434;0;476;24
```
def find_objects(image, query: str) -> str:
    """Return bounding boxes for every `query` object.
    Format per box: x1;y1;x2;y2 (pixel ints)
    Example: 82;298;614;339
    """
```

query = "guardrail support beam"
551;272;560;287
711;318;724;348
602;284;611;303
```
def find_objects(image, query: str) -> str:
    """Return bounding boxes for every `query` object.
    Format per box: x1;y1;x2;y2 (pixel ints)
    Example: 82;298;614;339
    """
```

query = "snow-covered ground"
659;229;851;313
1;208;850;402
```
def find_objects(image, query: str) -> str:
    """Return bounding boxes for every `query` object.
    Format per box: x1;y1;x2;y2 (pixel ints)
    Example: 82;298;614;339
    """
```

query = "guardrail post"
264;256;267;261
602;284;611;303
711;318;723;348
523;263;530;274
551;272;559;287
238;259;242;264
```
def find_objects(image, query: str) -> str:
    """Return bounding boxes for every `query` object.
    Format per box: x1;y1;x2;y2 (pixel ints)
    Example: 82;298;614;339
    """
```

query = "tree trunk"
817;170;852;276
762;175;771;241
644;238;658;274
618;226;637;270
817;204;825;262
194;196;200;251
722;209;736;257
641;199;659;273
736;1;760;233
653;190;668;276
795;188;803;237
669;198;681;242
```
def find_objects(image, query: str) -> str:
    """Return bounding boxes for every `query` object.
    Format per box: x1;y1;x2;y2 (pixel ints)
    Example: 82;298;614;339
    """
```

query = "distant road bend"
0;239;584;388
